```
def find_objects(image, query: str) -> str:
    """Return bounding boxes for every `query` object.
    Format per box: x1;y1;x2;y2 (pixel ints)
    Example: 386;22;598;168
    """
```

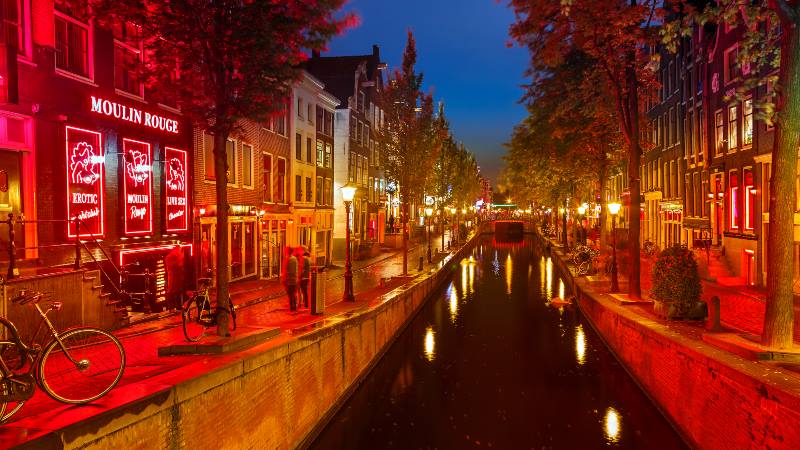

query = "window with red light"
55;9;90;79
2;0;28;56
113;21;143;96
729;171;739;230
744;169;755;230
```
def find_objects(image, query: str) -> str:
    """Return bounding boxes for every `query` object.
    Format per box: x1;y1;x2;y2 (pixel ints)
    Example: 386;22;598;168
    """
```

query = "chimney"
372;45;379;58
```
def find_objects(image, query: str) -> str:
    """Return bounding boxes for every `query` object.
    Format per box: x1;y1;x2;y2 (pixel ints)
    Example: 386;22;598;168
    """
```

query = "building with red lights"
0;1;193;316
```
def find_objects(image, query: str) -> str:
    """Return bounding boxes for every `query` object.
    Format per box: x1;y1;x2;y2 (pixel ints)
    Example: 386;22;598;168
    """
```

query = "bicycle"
0;289;126;423
181;277;237;342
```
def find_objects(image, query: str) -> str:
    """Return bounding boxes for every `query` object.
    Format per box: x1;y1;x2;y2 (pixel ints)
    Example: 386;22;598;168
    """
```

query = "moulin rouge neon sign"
90;96;179;134
165;147;188;231
66;126;105;238
123;139;153;235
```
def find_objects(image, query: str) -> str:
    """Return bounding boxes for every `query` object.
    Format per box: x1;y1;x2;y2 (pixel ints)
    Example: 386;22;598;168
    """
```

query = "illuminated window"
113;21;143;96
325;143;332;168
715;110;724;155
276;157;286;202
226;139;237;184
316;139;324;168
55;10;91;79
728;105;738;150
744;169;755;230
262;153;272;202
203;132;215;181
242;143;253;188
2;0;29;56
730;171;739;230
743;99;753;146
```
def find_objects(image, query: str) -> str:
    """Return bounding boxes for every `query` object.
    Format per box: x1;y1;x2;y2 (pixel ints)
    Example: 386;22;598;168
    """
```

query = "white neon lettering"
72;193;99;204
168;210;185;221
89;96;178;134
167;196;186;206
78;208;100;221
126;194;149;204
130;206;147;220
90;96;102;113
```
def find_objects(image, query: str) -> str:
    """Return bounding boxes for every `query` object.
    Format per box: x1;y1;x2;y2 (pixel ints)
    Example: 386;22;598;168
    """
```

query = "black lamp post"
425;207;433;263
609;202;621;293
342;184;357;302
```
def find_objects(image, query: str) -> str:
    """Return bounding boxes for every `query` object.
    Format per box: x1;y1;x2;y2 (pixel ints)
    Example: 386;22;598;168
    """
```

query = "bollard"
706;295;722;332
418;256;423;271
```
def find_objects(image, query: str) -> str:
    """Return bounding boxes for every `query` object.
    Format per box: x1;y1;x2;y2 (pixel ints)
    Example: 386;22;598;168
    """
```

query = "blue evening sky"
326;0;529;184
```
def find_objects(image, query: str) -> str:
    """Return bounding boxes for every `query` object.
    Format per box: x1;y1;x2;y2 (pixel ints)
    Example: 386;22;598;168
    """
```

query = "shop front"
197;208;260;282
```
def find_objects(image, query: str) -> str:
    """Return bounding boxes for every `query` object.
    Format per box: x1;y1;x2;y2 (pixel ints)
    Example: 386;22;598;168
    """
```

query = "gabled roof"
305;46;383;109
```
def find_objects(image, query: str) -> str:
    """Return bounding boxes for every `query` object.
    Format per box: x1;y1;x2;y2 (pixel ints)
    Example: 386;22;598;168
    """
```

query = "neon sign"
90;96;179;134
165;147;189;232
123;139;153;235
66;126;105;238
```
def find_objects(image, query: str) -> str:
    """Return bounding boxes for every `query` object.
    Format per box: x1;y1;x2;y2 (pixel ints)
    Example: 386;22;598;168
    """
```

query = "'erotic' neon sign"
123;139;153;235
165;147;189;231
66;126;105;238
90;96;179;134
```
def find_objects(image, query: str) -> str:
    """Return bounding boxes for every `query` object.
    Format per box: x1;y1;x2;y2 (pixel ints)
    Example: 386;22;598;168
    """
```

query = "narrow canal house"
0;1;195;320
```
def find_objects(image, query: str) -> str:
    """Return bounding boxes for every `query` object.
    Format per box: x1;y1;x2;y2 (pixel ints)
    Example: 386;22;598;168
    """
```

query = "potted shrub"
650;244;704;319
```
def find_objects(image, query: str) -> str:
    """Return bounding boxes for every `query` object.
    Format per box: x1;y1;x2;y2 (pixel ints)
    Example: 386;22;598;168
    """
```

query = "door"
0;150;22;261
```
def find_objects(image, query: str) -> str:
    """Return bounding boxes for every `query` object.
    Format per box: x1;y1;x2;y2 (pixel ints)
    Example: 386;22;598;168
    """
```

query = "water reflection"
448;286;458;323
605;407;622;444
423;326;435;361
575;324;586;366
545;256;553;300
559;279;565;300
505;253;513;295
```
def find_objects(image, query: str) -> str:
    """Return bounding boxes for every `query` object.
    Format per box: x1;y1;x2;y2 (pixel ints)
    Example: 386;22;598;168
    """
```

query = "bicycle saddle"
11;290;46;305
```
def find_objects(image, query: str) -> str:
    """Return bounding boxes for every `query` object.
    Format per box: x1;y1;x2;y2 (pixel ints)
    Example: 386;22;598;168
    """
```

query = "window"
368;177;374;202
348;154;354;182
715;110;724;156
697;107;704;163
316;139;324;167
362;156;368;185
326;110;333;135
316;177;323;205
113;21;143;96
325;178;332;205
226;139;236;184
724;46;738;84
743;98;753;146
668;109;674;146
364;125;370;148
242;143;253;187
306;137;312;163
356;154;362;184
306;177;312;202
203;132;215;180
668;61;674;95
685;110;693;162
55;11;91;79
359;91;365;112
316;106;323;133
744;169;755;230
297;97;304;119
730;171;739;230
275;109;287;136
728;104;738;150
276;158;286;202
325;143;332;168
295;175;302;201
350;117;357;138
295;133;302;160
2;0;28;56
307;103;313;124
263;153;272;202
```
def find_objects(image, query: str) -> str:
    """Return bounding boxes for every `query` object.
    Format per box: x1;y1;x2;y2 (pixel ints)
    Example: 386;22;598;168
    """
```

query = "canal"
311;236;687;449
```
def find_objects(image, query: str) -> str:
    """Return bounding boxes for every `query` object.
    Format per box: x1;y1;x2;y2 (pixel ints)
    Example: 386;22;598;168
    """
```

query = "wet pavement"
311;236;687;449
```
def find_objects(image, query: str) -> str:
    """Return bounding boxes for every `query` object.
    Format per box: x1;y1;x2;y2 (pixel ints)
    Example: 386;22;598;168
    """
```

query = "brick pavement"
0;232;457;433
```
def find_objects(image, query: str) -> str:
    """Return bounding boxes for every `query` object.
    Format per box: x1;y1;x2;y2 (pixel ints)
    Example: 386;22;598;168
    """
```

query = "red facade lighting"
165;147;189;232
66;126;105;238
122;138;153;236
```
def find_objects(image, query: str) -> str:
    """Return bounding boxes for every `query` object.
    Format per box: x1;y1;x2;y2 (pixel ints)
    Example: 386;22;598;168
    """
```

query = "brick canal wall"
19;231;484;450
543;236;800;450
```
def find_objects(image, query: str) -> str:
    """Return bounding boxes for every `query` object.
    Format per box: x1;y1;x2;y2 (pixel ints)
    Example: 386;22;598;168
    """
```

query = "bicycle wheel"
38;328;125;404
182;297;207;342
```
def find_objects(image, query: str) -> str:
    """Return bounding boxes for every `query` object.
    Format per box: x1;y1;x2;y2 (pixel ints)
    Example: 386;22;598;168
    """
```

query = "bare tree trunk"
402;194;408;275
599;159;608;249
763;17;800;349
213;132;231;336
626;59;642;300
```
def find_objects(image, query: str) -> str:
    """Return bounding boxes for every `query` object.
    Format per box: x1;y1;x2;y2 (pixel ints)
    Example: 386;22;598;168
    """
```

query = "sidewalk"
0;231;459;440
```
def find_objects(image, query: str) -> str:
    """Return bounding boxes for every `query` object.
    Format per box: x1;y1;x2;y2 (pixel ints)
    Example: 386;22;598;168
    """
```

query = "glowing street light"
341;184;358;302
608;202;621;293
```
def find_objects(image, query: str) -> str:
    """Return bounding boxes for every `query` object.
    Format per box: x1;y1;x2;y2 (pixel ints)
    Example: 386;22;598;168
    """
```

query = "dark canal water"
311;237;687;449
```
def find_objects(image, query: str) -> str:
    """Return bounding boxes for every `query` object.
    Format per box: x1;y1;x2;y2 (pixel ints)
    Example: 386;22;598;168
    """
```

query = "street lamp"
608;202;621;293
425;207;433;263
341;184;357;302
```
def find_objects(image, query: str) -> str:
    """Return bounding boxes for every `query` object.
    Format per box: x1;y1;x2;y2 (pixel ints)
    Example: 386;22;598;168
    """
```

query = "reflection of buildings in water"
461;261;468;295
449;286;458;323
559;279;565;301
575;324;586;366
468;262;475;294
505;253;513;295
423;326;436;362
545;257;553;300
604;407;621;443
492;250;500;275
390;360;415;398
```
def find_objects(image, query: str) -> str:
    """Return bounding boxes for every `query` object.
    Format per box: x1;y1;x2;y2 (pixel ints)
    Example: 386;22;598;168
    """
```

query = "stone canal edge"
542;234;800;450
9;232;484;450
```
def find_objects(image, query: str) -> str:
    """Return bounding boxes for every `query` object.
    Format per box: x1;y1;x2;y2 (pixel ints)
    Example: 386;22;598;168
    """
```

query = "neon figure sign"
123;139;153;235
165;147;188;231
66;126;105;238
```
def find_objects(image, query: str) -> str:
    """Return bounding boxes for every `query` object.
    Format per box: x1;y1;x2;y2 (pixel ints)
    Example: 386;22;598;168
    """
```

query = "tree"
87;0;352;335
384;31;440;274
509;0;663;299
663;0;800;348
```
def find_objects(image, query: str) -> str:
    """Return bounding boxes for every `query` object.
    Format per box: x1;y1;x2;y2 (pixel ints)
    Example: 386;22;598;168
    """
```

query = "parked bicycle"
0;289;126;423
181;277;237;342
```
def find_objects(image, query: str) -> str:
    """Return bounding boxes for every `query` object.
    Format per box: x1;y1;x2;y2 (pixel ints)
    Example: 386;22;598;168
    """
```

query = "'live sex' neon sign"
123;139;153;235
66;126;105;238
165;147;188;231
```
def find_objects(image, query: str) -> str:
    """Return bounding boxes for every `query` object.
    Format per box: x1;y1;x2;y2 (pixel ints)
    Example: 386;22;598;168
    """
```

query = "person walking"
283;246;299;311
299;248;311;309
